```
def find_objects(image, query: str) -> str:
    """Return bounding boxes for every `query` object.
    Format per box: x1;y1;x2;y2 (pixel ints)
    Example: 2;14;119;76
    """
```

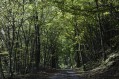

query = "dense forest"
0;0;119;79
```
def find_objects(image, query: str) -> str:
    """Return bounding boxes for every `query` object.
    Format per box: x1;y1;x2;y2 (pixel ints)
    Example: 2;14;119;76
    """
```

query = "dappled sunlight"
0;0;119;79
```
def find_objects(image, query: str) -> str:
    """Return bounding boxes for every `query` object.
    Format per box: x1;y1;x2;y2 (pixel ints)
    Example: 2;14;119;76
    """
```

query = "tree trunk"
0;56;5;79
34;11;41;70
95;0;106;60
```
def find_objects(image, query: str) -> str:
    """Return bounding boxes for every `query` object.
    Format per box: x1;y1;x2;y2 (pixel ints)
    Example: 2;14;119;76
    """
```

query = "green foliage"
0;0;119;78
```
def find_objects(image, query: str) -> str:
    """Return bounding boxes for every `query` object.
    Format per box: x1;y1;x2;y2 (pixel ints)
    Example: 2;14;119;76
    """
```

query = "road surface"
49;69;82;79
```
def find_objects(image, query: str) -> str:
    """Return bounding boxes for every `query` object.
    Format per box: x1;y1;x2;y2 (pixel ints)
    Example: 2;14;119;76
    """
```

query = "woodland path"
49;69;84;79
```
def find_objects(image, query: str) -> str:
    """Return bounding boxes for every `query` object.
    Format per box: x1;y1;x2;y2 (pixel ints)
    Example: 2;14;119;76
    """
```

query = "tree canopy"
0;0;119;79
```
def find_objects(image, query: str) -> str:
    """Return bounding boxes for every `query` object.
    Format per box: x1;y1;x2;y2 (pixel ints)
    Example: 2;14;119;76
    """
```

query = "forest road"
49;69;83;79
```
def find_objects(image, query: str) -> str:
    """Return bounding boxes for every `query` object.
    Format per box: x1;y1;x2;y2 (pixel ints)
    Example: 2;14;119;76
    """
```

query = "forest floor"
18;69;83;79
17;53;119;79
17;69;107;79
17;67;119;79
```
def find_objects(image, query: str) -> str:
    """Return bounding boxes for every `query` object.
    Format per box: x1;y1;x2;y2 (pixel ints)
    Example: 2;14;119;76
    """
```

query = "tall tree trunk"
73;15;81;68
95;0;106;60
34;11;41;70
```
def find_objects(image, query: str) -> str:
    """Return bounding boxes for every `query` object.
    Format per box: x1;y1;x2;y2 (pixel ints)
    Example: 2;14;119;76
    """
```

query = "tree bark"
0;56;5;79
95;0;106;60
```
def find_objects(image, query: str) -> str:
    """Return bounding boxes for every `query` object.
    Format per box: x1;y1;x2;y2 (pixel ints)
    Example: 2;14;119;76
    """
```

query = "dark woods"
0;0;119;79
